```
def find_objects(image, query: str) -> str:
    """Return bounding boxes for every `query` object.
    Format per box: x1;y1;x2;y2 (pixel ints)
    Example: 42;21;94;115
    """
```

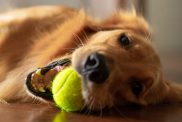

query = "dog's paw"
26;58;71;100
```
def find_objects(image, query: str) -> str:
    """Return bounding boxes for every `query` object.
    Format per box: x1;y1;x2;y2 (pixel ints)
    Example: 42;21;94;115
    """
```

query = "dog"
0;6;181;110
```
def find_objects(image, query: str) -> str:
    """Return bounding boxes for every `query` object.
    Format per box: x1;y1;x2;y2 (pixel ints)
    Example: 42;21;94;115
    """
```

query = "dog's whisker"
83;106;89;115
89;97;94;111
62;47;77;50
80;100;88;113
82;30;89;43
82;100;88;114
73;33;85;47
74;30;89;47
85;104;91;115
113;105;128;118
99;103;103;117
83;98;92;115
78;36;85;47
86;104;92;115
62;47;77;54
88;96;96;114
31;96;39;104
70;33;83;48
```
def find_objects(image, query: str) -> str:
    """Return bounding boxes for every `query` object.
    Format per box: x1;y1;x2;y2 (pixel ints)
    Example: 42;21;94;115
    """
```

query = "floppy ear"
142;78;182;105
163;81;182;103
33;10;99;66
92;11;150;37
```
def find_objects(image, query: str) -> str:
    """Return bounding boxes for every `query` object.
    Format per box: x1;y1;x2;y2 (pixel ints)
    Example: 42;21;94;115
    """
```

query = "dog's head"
71;12;166;110
25;10;182;110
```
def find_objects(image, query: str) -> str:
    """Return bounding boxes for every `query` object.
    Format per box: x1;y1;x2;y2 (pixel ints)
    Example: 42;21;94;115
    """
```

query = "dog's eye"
131;81;143;96
118;34;131;47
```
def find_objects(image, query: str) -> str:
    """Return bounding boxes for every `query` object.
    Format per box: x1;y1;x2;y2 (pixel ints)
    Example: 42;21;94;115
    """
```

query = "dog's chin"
72;72;113;110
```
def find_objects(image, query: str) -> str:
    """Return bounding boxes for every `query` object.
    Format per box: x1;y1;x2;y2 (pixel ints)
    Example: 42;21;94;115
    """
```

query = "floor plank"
0;103;182;122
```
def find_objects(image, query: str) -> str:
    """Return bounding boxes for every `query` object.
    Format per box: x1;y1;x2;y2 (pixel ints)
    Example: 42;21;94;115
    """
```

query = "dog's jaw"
81;81;114;110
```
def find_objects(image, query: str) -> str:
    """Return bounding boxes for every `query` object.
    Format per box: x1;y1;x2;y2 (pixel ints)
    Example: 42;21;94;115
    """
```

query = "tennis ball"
52;67;84;112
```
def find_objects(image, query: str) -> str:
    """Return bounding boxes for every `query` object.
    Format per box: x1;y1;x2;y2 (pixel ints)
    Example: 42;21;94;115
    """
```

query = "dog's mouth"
25;53;112;110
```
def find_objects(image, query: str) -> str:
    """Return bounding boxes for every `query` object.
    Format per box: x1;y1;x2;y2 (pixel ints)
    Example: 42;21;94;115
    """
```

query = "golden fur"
0;6;181;109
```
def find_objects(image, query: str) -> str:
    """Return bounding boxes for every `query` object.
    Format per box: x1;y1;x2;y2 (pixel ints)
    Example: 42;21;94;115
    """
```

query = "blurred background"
0;0;181;83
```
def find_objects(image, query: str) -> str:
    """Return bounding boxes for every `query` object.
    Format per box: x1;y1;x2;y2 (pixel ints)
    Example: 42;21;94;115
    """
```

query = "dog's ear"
94;11;150;37
142;79;182;105
35;10;101;65
162;81;182;103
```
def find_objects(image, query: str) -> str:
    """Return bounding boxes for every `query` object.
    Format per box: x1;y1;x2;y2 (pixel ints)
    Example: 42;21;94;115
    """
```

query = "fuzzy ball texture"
52;67;84;112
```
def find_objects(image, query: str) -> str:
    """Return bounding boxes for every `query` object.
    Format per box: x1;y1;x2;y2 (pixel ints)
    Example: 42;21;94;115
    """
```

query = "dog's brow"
95;25;149;37
97;26;124;31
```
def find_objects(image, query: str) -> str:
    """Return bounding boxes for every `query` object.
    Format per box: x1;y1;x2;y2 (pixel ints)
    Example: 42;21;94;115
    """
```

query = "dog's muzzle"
81;53;110;84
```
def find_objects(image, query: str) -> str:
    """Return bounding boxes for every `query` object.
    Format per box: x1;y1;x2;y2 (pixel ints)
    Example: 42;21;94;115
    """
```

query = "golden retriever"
0;6;181;110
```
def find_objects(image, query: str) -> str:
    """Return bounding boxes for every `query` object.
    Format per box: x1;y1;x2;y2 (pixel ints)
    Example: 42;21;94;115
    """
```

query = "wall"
0;0;80;12
146;0;182;82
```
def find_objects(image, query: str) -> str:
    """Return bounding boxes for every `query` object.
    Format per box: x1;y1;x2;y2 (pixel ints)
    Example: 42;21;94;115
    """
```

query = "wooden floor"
0;103;182;122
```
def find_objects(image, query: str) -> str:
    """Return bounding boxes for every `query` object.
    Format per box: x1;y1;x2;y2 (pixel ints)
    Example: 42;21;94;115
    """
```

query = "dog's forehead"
88;30;123;42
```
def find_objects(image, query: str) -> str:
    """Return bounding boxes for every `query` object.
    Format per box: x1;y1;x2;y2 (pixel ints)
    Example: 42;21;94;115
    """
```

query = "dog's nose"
83;53;110;83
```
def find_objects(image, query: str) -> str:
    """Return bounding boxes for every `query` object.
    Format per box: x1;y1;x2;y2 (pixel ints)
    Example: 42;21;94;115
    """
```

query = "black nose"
83;53;110;83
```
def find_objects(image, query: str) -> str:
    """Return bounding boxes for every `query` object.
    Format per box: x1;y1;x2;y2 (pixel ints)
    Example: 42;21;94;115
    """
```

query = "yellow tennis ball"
52;67;84;112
